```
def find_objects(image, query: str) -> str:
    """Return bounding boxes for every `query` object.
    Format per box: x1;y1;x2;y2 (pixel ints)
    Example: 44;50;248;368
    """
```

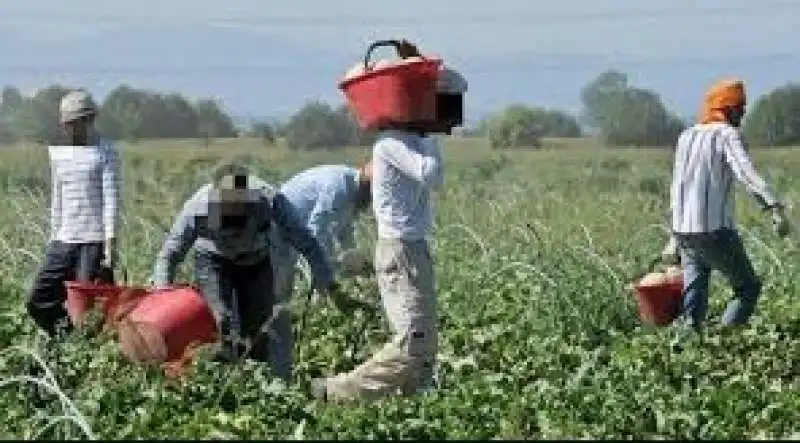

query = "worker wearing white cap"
27;88;121;337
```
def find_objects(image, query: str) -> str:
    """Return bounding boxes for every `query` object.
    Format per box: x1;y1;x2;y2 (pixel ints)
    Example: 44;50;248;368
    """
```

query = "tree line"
1;70;799;149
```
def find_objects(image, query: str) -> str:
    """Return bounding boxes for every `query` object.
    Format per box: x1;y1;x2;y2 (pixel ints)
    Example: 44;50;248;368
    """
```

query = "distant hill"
2;25;798;124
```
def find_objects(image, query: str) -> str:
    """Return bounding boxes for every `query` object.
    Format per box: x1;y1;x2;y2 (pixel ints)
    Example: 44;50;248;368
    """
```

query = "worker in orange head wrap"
661;78;791;329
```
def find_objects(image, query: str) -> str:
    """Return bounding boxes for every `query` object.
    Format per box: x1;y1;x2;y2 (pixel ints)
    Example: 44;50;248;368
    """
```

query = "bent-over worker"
269;162;374;380
150;162;351;369
662;78;791;329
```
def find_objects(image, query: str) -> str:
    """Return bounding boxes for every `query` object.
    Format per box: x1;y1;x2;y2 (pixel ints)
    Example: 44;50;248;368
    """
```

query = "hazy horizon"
1;0;799;123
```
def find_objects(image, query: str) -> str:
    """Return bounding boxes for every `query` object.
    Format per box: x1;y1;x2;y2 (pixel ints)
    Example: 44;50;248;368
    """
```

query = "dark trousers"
27;241;111;337
194;250;274;363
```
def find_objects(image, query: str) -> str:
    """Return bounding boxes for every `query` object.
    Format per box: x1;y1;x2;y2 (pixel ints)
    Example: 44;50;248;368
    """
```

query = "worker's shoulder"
298;164;354;177
373;130;418;153
688;122;740;137
282;165;353;188
47;142;115;163
677;123;740;146
247;175;276;193
180;184;214;213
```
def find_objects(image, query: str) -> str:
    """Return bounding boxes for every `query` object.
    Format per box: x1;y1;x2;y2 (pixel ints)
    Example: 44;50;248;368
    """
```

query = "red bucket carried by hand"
117;285;219;369
65;266;138;327
633;268;685;326
339;39;442;130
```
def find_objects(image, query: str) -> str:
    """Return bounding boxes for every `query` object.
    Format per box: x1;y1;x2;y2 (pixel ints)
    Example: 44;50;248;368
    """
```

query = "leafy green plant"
0;141;797;439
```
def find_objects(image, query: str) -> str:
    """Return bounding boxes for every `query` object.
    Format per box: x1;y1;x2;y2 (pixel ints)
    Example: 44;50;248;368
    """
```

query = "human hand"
397;39;422;58
771;206;791;238
660;235;680;265
102;237;118;269
324;282;373;313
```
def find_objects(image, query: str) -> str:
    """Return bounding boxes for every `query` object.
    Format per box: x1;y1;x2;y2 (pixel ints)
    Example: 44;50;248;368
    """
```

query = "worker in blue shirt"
268;161;373;381
150;162;357;368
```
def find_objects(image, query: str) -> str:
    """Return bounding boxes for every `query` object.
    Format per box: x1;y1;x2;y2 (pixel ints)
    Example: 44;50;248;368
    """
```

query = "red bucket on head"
633;278;684;326
339;40;442;130
65;281;130;327
117;285;218;365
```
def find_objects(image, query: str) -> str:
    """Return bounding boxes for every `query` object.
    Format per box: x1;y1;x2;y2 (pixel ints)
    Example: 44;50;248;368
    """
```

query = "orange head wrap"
698;78;747;124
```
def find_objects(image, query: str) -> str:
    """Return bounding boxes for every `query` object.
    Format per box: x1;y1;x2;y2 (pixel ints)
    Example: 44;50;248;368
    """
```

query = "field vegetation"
0;137;797;439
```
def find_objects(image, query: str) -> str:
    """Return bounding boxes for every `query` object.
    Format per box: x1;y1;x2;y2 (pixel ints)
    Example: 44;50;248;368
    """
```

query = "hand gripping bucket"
338;39;442;130
64;267;138;327
117;285;218;366
633;277;684;326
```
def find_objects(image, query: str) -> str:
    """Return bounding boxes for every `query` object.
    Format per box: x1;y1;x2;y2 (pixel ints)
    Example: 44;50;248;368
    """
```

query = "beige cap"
59;89;98;123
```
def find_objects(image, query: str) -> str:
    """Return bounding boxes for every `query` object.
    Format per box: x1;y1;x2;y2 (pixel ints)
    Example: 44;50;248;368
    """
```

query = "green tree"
284;101;357;150
15;85;71;144
580;70;685;147
194;98;237;140
0;86;24;144
743;83;800;147
487;105;544;149
247;120;277;146
485;104;581;149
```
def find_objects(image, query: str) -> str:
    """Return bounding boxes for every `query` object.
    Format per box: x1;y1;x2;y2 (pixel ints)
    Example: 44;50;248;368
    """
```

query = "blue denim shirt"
151;175;334;290
279;165;361;265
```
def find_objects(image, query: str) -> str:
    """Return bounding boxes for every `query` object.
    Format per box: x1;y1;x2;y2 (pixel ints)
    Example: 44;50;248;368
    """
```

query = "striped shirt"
279;165;361;263
670;122;780;233
372;130;444;241
48;142;121;243
151;175;334;289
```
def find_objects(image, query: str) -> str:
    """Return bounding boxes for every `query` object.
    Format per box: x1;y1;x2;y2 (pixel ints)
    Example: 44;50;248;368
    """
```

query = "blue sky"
1;0;799;120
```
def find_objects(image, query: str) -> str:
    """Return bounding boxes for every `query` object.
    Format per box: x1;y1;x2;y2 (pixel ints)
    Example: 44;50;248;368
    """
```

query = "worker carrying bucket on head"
311;39;468;402
661;77;791;330
269;160;375;381
149;161;358;371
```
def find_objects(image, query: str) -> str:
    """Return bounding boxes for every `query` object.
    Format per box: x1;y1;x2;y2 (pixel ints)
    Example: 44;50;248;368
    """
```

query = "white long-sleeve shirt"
372;130;444;241
48;142;121;243
670;122;779;234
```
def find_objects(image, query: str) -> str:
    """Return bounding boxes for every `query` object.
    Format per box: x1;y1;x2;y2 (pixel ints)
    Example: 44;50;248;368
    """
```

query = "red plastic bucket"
633;279;684;326
339;40;442;130
117;286;218;364
65;281;130;327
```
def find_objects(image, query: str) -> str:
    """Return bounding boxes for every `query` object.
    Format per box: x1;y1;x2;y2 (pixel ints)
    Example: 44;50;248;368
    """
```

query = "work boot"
310;378;327;401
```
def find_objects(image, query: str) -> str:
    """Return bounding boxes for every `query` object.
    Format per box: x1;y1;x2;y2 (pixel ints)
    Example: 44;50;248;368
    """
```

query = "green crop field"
0;138;797;439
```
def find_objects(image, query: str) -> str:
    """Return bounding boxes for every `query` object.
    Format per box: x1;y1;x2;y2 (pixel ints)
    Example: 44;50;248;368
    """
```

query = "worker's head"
699;78;747;127
387;65;467;135
210;161;258;230
355;159;373;210
59;89;98;145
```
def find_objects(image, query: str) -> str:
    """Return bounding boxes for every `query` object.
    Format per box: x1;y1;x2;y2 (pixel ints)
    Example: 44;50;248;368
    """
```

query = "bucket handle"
363;39;425;71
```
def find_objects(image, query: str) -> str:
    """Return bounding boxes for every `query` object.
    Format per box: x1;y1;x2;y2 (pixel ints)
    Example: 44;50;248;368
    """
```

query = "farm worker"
150;162;358;367
269;161;374;381
27;89;120;338
312;54;467;401
662;78;791;329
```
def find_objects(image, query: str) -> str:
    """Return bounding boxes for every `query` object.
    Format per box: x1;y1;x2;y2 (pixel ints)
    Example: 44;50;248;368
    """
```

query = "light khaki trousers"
325;238;438;401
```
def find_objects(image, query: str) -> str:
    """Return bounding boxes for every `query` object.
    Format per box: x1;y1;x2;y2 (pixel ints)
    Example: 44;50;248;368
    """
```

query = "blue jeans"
268;235;298;382
676;228;762;328
194;250;274;363
28;241;111;337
